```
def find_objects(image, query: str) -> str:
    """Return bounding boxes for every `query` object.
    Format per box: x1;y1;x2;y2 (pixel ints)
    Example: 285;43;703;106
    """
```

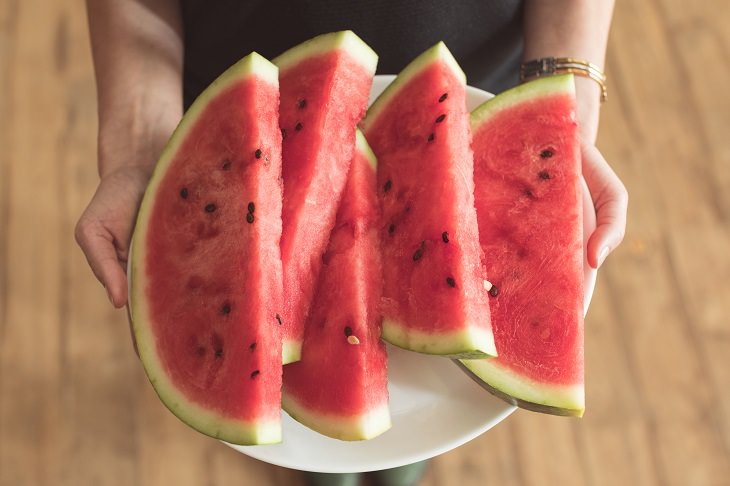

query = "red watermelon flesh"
130;53;283;444
282;131;390;441
274;31;378;364
363;43;496;359
459;75;584;416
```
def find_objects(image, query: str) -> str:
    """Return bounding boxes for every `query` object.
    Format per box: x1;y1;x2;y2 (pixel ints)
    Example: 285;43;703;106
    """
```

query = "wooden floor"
2;0;729;485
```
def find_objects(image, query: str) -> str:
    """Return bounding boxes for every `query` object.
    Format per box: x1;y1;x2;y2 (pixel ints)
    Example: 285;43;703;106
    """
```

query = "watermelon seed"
214;349;223;359
297;99;307;109
246;213;254;224
281;128;287;139
344;326;353;337
384;180;392;192
540;149;554;158
222;159;232;171
446;277;456;288
428;133;435;142
483;280;493;291
295;122;303;131
388;223;395;235
489;285;500;297
249;342;257;352
180;187;189;199
221;303;231;314
538;170;551;180
248;202;255;214
523;188;536;200
413;248;423;262
347;335;360;345
442;231;449;243
255;149;262;159
205;203;217;213
439;92;448;102
250;370;260;379
276;314;282;326
436;114;446;123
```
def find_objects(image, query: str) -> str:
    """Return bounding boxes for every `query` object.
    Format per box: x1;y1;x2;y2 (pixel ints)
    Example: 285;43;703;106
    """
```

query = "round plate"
229;75;598;473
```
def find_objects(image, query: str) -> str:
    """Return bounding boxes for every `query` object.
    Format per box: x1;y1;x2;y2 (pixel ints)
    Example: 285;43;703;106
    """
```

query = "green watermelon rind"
470;74;575;130
355;128;377;171
382;320;497;359
130;52;281;445
365;42;466;132
456;359;584;416
273;30;378;76
462;74;584;417
282;393;392;442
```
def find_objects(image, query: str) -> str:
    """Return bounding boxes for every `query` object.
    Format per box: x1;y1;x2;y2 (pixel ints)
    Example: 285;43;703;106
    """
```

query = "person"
76;1;626;485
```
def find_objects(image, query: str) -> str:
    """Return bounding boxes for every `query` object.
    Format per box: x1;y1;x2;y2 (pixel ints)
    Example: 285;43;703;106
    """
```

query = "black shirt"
181;0;524;108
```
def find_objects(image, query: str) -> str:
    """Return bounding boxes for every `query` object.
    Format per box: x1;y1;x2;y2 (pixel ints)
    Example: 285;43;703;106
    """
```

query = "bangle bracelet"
520;57;608;102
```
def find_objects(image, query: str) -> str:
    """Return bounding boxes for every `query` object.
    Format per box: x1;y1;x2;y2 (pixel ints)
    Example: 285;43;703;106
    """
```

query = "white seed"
483;280;493;291
347;335;360;345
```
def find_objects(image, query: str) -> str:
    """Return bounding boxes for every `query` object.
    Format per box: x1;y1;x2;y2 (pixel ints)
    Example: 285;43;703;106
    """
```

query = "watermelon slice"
274;31;378;364
459;75;585;416
362;43;496;359
129;53;284;444
281;130;390;441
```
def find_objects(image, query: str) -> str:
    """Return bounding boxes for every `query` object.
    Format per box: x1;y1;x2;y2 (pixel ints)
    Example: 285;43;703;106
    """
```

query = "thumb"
582;144;628;269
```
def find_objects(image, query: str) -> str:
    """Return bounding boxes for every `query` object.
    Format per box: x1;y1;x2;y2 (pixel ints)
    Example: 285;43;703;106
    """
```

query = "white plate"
230;75;598;473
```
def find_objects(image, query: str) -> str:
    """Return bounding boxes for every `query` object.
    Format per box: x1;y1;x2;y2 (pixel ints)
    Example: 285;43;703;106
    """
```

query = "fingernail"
598;246;609;267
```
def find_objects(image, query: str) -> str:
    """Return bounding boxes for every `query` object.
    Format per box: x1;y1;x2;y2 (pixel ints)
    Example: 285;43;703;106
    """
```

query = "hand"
581;142;628;269
75;165;152;308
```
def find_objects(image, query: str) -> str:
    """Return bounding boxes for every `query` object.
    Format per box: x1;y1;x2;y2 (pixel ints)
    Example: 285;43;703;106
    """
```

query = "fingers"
75;216;129;308
581;144;628;269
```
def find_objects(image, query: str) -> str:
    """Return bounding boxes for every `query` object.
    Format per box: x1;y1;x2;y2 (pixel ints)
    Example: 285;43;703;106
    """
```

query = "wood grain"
1;0;729;485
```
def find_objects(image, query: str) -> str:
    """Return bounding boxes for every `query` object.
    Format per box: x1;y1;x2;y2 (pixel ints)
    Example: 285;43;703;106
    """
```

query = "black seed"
255;149;262;159
295;122;303;131
388;223;395;235
344;326;353;337
250;370;260;379
436;114;446;123
540;149;554;159
248;202;255;214
249;342;257;352
221;303;231;314
413;248;423;261
439;93;448;102
222;160;232;171
428;133;435;142
276;314;282;326
281;128;287;139
446;277;456;288
524;188;536;200
180;187;188;199
489;285;500;297
442;231;449;243
297;99;307;109
215;349;223;359
246;213;254;224
538;170;551;180
205;203;217;213
383;180;392;193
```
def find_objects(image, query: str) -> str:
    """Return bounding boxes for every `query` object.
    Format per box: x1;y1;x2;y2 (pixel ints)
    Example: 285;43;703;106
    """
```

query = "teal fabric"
305;461;429;486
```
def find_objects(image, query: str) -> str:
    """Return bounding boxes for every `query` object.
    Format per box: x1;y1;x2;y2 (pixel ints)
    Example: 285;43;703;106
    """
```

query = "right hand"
75;164;154;308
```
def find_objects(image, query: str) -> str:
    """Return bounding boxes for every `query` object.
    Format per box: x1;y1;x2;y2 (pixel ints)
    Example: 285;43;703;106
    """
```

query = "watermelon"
274;31;378;364
129;52;284;444
281;130;390;441
362;43;496;359
458;75;585;416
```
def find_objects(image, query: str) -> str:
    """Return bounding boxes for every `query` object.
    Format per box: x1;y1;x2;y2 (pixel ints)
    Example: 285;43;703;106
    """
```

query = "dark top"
181;0;524;108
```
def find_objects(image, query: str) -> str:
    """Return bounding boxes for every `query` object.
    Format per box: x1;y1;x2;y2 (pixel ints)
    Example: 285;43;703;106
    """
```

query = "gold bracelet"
520;57;608;102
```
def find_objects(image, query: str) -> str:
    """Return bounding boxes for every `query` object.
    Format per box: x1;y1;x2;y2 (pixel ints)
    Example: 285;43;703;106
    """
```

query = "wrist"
573;75;602;144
